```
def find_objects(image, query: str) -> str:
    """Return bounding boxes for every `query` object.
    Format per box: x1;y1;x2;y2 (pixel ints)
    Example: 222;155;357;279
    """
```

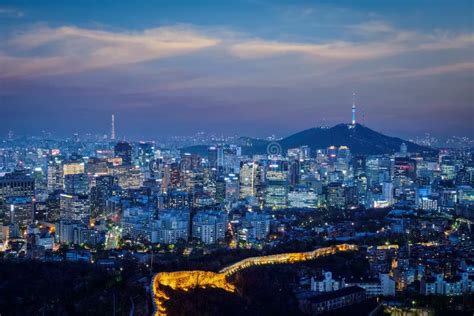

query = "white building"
421;273;473;296
288;190;318;208
155;210;190;244
311;271;343;292
242;212;271;241
311;271;395;297
192;211;228;244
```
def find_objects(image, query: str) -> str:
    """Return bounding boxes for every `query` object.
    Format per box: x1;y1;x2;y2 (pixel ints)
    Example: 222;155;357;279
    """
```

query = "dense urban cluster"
1;123;473;315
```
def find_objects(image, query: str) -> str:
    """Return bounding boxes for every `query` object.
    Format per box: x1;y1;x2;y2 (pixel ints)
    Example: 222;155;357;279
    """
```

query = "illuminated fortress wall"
152;244;358;316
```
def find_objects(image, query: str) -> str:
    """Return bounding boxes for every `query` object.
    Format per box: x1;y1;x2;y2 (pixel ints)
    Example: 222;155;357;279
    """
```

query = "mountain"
181;124;436;156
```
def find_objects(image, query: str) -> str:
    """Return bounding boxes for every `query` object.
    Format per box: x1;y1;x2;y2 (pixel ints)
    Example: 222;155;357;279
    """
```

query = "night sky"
0;0;473;139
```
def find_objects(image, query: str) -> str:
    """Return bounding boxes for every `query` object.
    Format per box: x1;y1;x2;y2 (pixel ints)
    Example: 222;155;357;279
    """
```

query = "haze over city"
1;0;473;138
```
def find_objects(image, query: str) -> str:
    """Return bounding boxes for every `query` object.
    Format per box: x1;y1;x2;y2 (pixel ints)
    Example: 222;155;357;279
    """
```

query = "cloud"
396;62;474;77
0;7;24;18
1;21;473;82
0;26;219;78
229;40;401;60
352;21;396;34
228;24;474;61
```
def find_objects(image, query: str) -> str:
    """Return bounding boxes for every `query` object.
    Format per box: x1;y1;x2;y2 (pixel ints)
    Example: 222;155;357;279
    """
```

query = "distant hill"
181;124;436;157
180;145;209;157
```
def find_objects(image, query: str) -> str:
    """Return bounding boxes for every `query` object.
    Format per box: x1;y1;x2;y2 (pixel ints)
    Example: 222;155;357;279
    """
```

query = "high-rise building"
352;156;366;177
137;142;154;168
265;160;289;209
156;210;190;244
47;156;64;193
326;183;346;209
90;175;117;217
208;146;218;169
288;159;301;187
215;176;226;203
239;161;258;199
0;168;35;221
6;197;34;226
114;141;133;166
64;173;88;195
288;188;318;208
440;156;456;181
394;157;417;182
63;162;85;176
60;194;90;224
111;165;144;189
224;174;240;203
382;182;394;205
192;211;228;244
223;146;241;174
243;212;271;241
217;146;225;169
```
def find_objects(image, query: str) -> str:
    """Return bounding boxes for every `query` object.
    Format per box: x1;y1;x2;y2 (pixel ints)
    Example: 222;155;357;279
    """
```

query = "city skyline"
2;2;474;316
0;0;473;138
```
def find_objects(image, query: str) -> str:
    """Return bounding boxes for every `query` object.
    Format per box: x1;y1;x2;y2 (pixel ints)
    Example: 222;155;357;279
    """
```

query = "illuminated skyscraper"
326;182;346;209
137;142;154;167
265;160;289;209
0;168;35;218
63;162;85;176
239;161;258;199
208;146;218;169
47;156;64;193
60;193;90;224
91;175;117;217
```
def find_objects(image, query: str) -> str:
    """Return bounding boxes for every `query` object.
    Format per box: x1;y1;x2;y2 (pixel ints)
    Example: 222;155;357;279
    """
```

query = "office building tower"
111;165;144;190
114;141;133;166
47;156;64;193
63;162;85;176
64;173;88;195
60;194;90;224
288;159;301;187
224;174;240;203
137;142;154;168
90;175;117;217
352;156;366;177
0;168;35;221
326;183;346;209
240;161;258;199
382;182;394;205
6;197;34;226
208;146;218;169
394;157;417;181
265;160;289;209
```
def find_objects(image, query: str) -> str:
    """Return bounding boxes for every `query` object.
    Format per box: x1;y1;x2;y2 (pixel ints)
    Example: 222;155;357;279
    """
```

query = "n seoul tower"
351;93;356;126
